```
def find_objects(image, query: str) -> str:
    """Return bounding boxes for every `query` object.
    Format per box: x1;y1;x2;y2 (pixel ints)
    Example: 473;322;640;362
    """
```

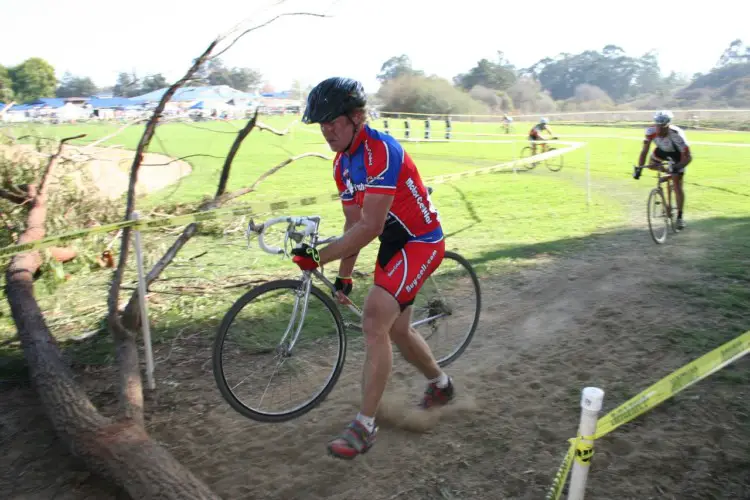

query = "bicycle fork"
277;274;315;355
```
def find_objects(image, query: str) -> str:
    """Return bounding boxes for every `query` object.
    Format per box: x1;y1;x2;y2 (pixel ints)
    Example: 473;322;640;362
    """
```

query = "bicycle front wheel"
519;146;538;170
545;147;564;172
411;251;481;367
647;188;669;244
212;279;346;422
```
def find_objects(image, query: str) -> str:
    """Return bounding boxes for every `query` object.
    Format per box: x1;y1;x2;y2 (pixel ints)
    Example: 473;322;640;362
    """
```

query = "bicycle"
633;159;681;244
212;191;482;423
519;137;563;172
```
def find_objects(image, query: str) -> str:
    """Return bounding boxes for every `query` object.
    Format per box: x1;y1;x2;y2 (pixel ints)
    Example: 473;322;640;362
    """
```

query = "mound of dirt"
74;147;192;200
0;143;192;200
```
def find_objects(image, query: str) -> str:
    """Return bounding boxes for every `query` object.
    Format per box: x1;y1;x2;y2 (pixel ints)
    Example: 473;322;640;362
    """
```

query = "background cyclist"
635;110;692;229
528;117;556;155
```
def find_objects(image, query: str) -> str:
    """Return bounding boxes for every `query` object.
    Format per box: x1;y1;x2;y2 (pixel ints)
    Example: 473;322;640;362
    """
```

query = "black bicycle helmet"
302;77;367;124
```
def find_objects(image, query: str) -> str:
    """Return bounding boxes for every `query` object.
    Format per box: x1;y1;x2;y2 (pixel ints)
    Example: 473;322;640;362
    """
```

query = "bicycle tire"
545;147;564;172
212;279;347;423
414;250;482;367
647;188;668;244
519;146;538;170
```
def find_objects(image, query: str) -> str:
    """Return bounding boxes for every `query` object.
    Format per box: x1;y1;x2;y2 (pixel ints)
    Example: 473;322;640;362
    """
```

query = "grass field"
1;116;749;499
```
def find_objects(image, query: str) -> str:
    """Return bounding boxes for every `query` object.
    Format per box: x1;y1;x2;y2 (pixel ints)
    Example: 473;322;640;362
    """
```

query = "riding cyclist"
634;110;692;229
293;77;454;460
528;117;556;155
503;113;513;134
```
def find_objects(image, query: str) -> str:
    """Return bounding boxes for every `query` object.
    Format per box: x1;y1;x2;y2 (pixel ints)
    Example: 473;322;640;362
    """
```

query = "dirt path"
2;175;749;499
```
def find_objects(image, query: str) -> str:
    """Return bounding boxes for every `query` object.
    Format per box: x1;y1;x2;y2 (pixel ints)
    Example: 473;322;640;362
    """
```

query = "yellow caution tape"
546;438;577;500
593;329;750;439
0;220;135;258
548;329;750;496
0;142;584;260
574;440;594;466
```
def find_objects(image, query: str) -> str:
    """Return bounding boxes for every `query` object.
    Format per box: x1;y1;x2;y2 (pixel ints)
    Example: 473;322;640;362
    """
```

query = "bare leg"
673;175;685;215
359;286;401;418
389;305;441;380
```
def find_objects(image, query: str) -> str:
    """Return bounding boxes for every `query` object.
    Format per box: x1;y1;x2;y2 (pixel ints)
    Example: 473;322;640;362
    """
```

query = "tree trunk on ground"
6;262;219;499
4;12;331;498
4;136;221;499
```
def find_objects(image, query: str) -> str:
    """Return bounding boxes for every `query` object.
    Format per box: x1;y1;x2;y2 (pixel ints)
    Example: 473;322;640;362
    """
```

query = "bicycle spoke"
410;251;481;367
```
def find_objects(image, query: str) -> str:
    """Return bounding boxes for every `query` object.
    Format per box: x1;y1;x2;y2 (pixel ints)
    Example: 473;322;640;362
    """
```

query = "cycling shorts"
374;239;445;311
652;148;686;175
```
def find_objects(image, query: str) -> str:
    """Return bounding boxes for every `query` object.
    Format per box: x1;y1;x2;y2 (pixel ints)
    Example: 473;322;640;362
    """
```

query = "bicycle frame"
642;160;678;214
530;136;557;153
246;214;449;347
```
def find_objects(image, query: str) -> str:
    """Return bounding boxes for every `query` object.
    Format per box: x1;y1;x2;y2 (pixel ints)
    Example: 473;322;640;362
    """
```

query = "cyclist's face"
656;123;669;135
320;115;356;152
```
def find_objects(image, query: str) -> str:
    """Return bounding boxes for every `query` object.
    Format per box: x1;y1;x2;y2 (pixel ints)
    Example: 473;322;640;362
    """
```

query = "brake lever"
246;219;263;248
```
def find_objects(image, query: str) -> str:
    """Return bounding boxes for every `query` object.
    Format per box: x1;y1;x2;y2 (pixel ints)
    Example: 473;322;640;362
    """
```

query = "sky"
2;0;748;94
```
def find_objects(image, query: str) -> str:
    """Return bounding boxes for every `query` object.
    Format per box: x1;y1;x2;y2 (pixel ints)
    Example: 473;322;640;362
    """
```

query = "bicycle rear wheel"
545;147;564;172
212;279;346;422
411;251;481;367
647;188;669;244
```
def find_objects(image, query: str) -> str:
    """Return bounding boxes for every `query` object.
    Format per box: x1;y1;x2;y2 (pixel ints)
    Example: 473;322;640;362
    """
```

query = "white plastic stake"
567;387;604;500
585;146;591;207
131;212;155;390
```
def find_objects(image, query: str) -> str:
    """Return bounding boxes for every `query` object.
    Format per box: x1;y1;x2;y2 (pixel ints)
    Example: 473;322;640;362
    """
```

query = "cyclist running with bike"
634;110;692;229
291;77;454;460
528;117;556;155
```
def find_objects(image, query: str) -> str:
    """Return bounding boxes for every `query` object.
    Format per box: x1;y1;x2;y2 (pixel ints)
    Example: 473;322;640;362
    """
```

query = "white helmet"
540;117;549;124
654;110;673;125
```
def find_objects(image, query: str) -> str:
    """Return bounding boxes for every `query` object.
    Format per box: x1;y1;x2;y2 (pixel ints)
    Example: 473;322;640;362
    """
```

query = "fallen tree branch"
0;187;28;205
2;10;331;499
120;110;259;329
121;146;329;329
109;42;217;426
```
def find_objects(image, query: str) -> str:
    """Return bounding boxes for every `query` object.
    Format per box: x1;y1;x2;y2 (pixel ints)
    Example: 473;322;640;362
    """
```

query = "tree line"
374;39;750;115
0;57;264;103
3;39;749;113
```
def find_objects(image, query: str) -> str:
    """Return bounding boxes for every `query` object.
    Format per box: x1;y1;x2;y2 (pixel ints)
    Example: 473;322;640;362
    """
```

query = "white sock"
356;412;376;433
429;371;450;388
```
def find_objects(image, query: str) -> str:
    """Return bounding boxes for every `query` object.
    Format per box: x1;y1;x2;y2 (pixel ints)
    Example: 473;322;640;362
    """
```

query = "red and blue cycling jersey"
333;124;443;246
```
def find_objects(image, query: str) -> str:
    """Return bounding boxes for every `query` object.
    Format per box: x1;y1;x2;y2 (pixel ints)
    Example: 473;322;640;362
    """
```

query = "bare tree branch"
216;108;259;198
212;12;329;60
256;120;297;136
120;146;329;330
0;101;14;116
106;39;218;424
81;118;147;151
121;110;259;329
140;153;226;167
218;151;330;204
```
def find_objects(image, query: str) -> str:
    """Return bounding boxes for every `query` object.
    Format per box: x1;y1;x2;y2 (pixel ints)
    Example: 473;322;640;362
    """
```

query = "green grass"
1;117;749;372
